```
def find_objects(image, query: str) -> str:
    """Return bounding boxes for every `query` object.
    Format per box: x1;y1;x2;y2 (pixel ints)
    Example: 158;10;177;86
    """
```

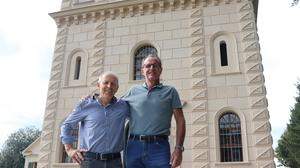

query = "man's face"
142;57;162;82
97;74;118;97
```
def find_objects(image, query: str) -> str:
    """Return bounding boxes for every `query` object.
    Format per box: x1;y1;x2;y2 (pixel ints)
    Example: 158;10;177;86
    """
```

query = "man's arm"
60;99;88;163
64;144;86;164
171;108;186;168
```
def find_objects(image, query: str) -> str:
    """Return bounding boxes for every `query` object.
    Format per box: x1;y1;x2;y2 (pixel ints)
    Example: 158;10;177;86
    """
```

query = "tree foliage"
276;82;300;167
0;126;40;168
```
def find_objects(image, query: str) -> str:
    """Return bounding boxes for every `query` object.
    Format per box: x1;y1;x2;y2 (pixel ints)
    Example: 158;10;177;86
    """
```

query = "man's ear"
141;67;145;76
159;66;163;73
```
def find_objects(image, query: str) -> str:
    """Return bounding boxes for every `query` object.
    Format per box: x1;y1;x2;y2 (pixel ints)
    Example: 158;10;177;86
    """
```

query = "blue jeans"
80;156;122;168
125;139;171;168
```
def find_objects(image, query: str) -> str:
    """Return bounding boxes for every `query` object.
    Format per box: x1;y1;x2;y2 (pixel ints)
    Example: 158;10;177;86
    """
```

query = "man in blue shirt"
60;72;129;168
123;54;186;168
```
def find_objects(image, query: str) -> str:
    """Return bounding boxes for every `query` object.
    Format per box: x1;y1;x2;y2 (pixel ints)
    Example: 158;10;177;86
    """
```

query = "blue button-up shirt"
60;96;129;154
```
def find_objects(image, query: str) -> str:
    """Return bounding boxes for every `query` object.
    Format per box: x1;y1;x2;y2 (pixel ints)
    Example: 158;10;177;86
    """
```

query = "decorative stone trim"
253;121;271;134
193;150;209;161
50;0;247;27
238;1;274;164
260;161;276;168
255;135;273;146
188;6;210;166
253;109;270;121
88;21;105;87
192;101;206;112
38;27;68;168
256;148;274;160
192;162;209;168
192;113;207;124
192;138;208;149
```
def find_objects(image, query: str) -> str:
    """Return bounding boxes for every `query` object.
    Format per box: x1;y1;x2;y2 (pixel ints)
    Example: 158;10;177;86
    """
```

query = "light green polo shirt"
122;83;182;135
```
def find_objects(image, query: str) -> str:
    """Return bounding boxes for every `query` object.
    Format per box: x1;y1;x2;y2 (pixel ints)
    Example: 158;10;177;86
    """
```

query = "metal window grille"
219;112;243;162
134;45;157;80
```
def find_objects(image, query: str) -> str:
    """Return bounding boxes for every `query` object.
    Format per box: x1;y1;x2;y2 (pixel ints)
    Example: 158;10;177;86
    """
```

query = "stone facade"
32;0;275;167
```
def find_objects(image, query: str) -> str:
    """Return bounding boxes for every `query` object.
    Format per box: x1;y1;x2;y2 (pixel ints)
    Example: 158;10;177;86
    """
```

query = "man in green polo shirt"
123;54;186;168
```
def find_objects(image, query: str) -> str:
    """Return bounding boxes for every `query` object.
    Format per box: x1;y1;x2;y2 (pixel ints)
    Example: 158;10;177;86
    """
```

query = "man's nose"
149;65;155;69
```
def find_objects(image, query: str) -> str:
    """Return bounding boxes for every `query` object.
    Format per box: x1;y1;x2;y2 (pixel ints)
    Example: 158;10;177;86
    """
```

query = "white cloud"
0;0;61;147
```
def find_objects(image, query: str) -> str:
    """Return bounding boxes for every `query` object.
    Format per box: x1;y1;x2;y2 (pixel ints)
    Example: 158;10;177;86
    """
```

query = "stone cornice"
50;0;258;27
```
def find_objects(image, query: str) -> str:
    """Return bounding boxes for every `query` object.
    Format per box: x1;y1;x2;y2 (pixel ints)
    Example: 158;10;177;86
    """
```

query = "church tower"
37;0;275;167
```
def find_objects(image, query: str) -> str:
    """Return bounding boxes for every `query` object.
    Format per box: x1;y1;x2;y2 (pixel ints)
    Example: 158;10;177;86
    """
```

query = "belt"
129;134;168;142
83;151;121;160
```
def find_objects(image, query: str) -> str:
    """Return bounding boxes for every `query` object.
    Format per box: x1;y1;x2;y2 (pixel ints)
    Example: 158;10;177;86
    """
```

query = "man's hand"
170;149;183;168
64;144;87;164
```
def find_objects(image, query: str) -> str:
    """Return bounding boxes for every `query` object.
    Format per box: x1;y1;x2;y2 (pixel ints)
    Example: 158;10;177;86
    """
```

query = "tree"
276;81;300;167
0;126;40;168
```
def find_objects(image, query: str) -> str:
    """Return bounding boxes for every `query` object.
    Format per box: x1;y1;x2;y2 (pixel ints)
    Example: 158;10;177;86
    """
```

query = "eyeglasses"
143;63;160;69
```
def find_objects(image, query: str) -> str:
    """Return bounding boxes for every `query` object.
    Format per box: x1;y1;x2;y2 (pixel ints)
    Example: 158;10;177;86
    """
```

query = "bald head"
98;71;119;87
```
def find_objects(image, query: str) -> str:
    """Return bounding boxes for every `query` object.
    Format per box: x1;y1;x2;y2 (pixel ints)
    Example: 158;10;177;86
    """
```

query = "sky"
0;0;299;162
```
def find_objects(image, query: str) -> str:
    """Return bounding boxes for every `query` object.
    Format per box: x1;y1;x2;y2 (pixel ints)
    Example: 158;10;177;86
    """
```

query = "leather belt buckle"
139;135;146;141
100;154;108;160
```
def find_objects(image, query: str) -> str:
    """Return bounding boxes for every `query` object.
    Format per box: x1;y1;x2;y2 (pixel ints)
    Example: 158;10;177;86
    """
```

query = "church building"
23;0;275;167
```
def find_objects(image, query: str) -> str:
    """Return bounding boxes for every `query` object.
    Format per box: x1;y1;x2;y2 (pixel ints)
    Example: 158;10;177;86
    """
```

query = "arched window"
65;49;87;87
219;112;243;162
61;126;79;163
74;57;81;80
134;45;157;80
220;41;228;66
210;32;240;74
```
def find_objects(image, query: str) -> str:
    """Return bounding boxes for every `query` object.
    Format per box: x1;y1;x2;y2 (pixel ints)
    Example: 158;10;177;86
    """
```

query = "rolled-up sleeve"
60;100;86;144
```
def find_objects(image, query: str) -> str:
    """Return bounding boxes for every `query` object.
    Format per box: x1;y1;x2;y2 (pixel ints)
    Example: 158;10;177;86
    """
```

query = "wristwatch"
175;145;184;152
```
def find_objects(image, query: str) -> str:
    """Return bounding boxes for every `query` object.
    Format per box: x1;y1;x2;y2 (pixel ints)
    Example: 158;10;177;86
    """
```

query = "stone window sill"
52;163;80;167
215;161;251;166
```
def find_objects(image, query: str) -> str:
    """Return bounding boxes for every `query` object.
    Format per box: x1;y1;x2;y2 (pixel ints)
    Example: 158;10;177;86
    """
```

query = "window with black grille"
74;56;81;80
220;41;228;66
134;45;157;80
219;112;243;162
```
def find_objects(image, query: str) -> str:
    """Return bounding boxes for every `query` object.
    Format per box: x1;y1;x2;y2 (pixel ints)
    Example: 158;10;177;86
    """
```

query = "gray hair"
141;54;162;68
98;71;119;86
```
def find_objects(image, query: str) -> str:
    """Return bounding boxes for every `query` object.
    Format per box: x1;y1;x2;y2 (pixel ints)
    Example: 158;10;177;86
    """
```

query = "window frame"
213;108;249;165
219;112;243;162
63;49;88;87
210;32;240;75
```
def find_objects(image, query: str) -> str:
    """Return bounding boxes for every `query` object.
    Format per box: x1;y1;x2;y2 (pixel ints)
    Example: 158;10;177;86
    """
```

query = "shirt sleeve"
60;99;89;144
171;87;182;109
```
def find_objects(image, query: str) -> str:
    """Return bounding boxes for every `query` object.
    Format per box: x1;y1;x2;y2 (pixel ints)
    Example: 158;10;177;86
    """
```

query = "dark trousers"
80;156;122;168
